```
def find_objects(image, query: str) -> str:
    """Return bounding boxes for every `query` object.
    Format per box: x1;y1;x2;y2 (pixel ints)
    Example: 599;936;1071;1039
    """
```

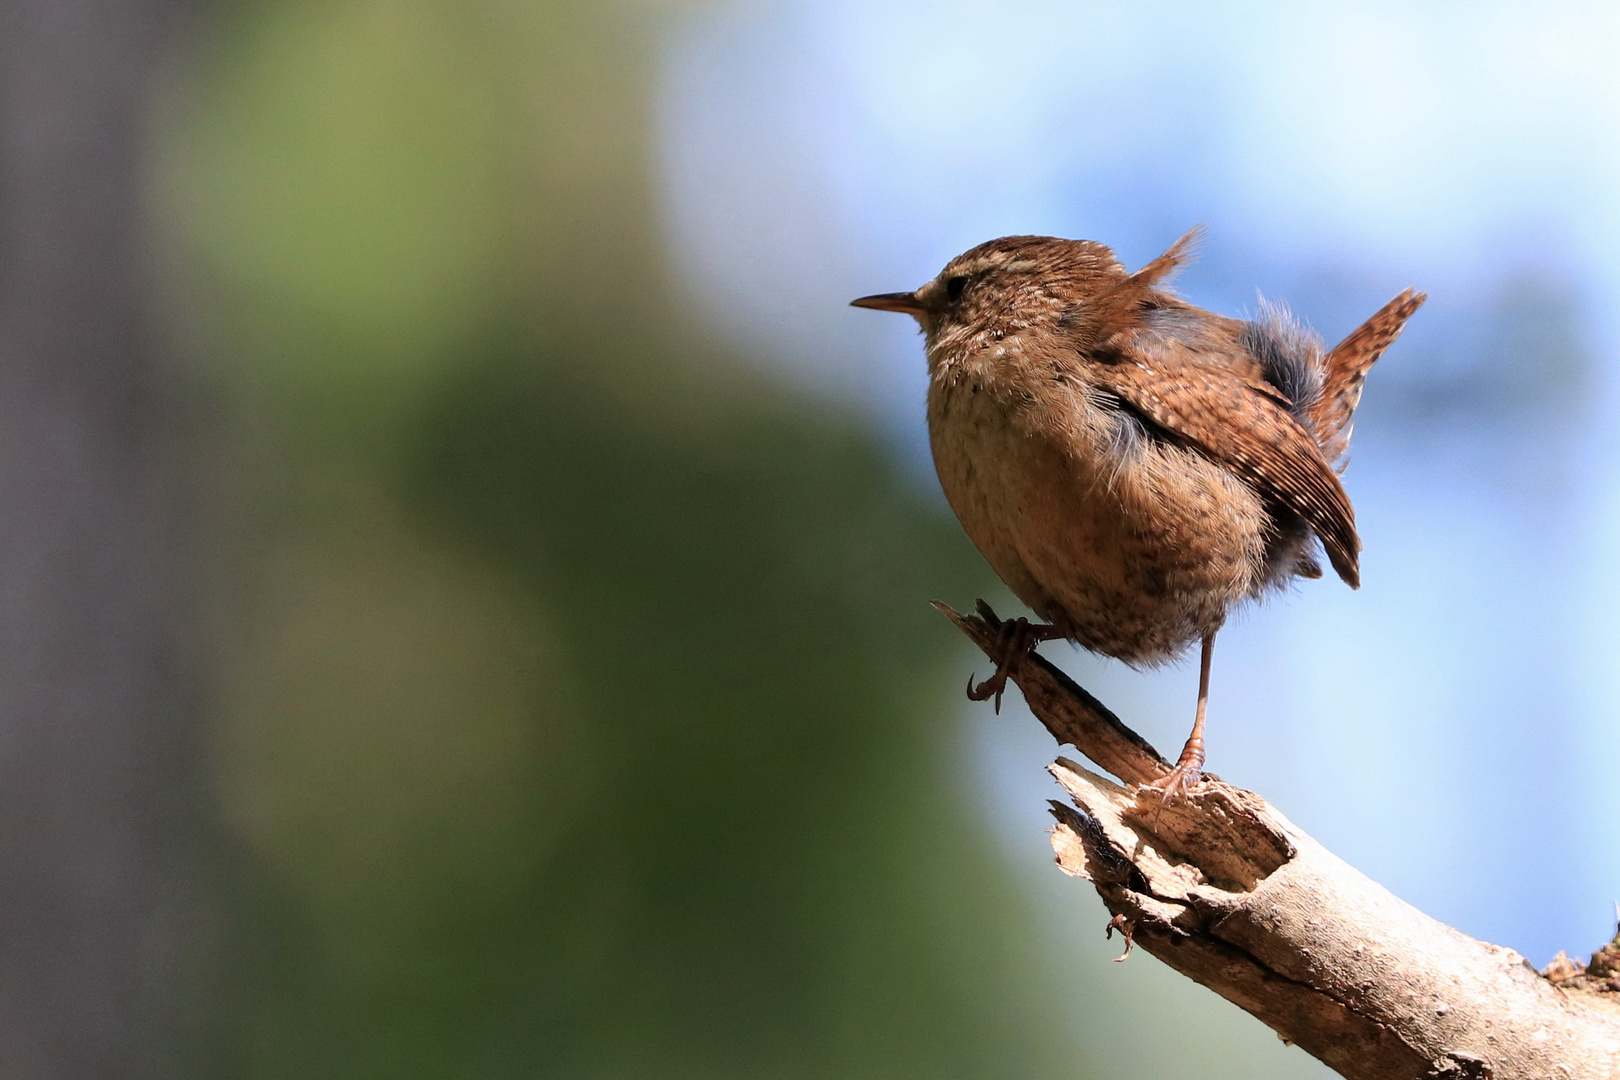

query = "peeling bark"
940;602;1620;1080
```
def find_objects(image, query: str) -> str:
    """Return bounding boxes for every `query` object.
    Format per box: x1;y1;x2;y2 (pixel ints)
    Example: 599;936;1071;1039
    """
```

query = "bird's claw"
1145;761;1204;804
966;670;1009;713
1140;760;1206;829
963;608;1059;713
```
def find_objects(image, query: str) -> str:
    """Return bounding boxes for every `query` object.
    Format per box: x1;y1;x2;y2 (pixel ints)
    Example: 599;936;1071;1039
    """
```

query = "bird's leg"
966;604;1065;713
1150;630;1215;801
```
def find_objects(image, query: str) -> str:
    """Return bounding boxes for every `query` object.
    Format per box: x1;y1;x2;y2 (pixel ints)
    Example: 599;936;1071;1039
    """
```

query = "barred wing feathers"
1096;331;1362;588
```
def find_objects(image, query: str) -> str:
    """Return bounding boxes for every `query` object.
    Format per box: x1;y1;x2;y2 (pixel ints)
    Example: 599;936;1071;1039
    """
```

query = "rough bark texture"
940;602;1620;1080
0;1;195;1076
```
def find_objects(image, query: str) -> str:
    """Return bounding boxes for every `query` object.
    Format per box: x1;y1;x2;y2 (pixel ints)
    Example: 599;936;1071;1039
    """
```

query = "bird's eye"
946;275;968;301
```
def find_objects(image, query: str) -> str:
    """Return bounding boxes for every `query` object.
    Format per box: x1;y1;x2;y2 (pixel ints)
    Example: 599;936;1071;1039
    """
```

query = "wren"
853;230;1423;798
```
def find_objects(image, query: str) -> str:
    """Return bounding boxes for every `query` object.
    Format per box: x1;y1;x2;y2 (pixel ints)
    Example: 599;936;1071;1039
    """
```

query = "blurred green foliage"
161;0;1103;1075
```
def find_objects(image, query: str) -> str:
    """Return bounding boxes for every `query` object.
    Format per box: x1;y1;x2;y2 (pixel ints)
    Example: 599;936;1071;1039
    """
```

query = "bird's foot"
1142;759;1204;804
965;601;1063;713
1140;738;1207;815
1141;629;1214;811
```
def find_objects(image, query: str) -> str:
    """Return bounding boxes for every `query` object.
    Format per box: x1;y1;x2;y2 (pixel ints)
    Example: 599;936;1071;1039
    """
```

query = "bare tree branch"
939;601;1620;1080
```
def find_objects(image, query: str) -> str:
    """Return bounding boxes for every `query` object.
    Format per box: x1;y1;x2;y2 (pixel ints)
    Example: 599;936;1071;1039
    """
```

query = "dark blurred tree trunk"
0;0;195;1076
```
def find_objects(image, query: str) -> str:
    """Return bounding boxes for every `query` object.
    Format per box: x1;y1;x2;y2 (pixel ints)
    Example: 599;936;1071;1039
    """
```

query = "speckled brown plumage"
853;229;1424;796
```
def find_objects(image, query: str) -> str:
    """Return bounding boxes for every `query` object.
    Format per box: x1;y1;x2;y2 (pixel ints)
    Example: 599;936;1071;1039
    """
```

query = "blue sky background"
658;2;1620;1073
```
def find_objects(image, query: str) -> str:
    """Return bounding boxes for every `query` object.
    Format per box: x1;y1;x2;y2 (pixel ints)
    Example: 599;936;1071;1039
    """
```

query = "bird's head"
851;236;1124;353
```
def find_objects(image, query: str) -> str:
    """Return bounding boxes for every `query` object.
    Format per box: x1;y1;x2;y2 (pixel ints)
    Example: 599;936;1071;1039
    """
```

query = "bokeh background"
5;0;1619;1077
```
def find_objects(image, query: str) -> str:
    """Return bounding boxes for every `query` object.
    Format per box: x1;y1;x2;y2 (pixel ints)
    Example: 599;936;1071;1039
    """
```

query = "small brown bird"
853;230;1422;797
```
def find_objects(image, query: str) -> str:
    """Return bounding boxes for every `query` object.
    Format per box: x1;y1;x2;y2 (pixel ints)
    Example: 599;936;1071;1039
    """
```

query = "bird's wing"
1128;225;1204;290
1093;329;1362;588
1064;227;1208;347
1313;289;1426;468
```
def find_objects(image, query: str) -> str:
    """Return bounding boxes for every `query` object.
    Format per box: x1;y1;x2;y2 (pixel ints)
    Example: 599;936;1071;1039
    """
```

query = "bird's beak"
850;291;924;315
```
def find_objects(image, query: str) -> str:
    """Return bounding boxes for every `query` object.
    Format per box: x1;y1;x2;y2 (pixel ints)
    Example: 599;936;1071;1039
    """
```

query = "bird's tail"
1312;288;1426;469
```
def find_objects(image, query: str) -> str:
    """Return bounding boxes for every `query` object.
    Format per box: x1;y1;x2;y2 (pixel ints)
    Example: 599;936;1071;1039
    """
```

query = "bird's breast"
926;349;1275;665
